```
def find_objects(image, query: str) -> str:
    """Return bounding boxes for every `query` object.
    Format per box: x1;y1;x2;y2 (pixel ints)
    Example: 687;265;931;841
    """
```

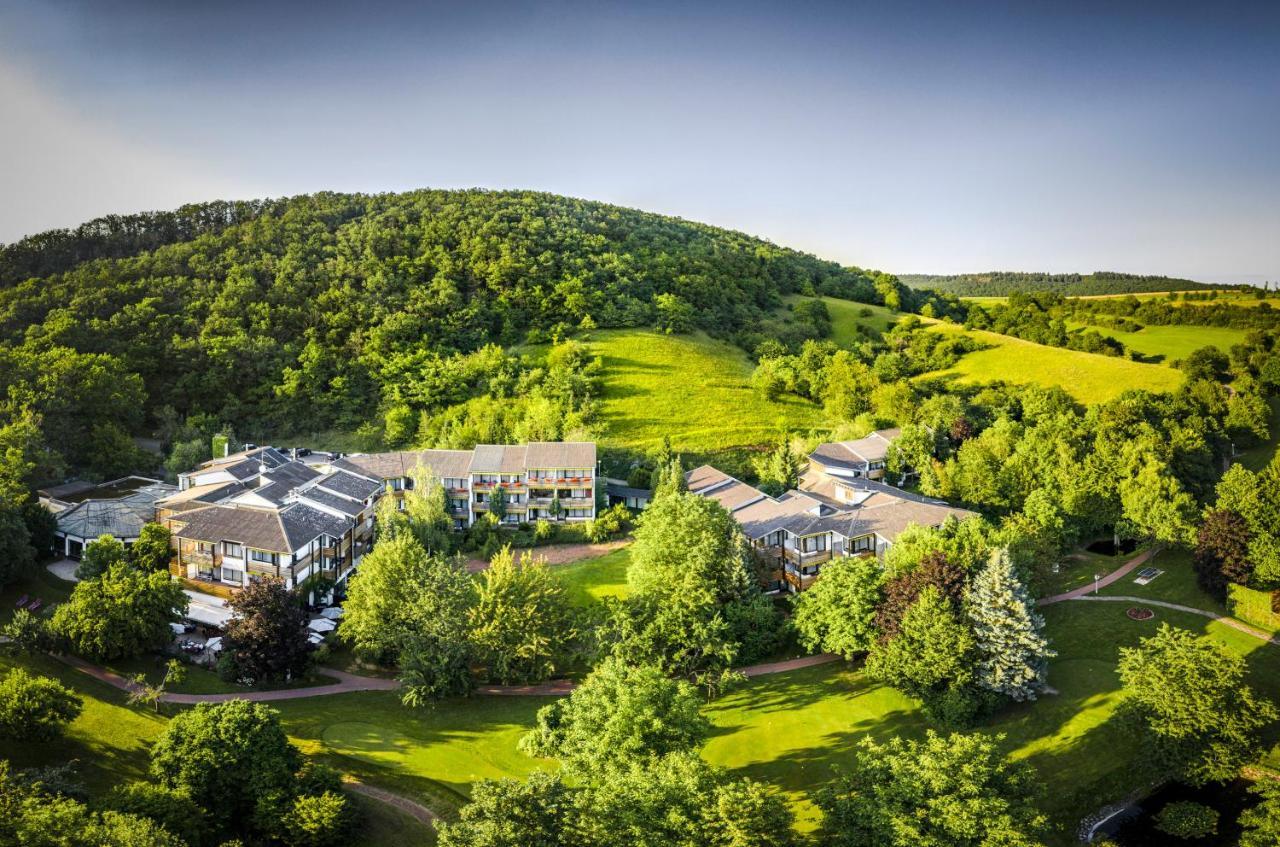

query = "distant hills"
900;271;1239;298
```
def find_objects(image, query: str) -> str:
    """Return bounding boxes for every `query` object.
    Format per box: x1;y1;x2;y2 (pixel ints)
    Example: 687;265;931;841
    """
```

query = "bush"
0;668;83;741
533;519;556;542
102;782;209;847
585;503;631;543
282;791;356;847
1155;800;1219;838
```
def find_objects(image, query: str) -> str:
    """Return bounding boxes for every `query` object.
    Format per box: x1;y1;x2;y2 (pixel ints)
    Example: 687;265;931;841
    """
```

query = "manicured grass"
349;791;439;846
1096;546;1228;615
1037;547;1144;599
0;649;165;793
557;546;632;607
588;329;827;453
276;690;552;819
920;323;1184;403
1065;320;1249;363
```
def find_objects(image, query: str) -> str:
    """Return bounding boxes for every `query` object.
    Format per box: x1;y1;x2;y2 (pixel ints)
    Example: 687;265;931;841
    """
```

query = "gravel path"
1071;595;1280;645
345;780;440;825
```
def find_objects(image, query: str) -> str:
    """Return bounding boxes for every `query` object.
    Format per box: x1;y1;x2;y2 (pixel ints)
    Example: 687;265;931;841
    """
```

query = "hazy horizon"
2;0;1277;285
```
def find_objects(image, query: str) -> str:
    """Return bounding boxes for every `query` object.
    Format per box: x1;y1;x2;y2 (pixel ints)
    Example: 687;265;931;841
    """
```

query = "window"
196;542;214;555
249;549;276;565
221;567;242;584
223;542;243;558
800;535;828;553
850;534;876;553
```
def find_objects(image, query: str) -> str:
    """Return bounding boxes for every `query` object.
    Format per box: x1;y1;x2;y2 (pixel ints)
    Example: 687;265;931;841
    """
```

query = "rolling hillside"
587;329;826;453
901;270;1233;297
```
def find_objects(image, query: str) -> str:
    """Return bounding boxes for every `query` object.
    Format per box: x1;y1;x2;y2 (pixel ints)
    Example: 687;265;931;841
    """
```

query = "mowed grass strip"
589;329;826;452
920;324;1183;403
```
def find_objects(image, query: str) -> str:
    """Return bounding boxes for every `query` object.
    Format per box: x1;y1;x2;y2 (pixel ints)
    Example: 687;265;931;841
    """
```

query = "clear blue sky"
1;0;1277;283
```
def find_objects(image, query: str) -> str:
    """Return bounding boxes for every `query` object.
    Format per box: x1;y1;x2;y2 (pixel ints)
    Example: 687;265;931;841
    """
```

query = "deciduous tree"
1118;623;1277;784
221;578;313;684
52;563;188;661
790;556;883;659
0;668;82;741
76;533;126;580
816;730;1046;847
520;656;709;774
469;548;573;684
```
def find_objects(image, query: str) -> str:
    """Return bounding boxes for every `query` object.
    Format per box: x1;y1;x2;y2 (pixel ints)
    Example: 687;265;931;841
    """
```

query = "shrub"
1155;800;1219;838
533;519;556;542
0;668;83;741
282;791;355;847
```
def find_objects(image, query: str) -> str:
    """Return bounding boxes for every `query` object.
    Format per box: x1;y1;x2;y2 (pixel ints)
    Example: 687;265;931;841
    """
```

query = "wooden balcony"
782;548;832;566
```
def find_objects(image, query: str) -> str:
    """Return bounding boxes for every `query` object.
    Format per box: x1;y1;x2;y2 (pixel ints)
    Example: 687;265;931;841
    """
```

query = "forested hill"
1;189;941;478
900;271;1236;297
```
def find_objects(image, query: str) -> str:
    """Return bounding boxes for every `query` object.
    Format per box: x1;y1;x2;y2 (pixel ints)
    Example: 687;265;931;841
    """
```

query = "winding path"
1071;595;1280;645
344;780;439;826
1036;546;1162;606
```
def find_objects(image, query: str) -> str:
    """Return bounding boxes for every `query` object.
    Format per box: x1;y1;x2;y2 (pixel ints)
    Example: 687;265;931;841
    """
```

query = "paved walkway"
464;539;629;572
1072;595;1280;645
46;559;79;582
57;653;399;703
1037;547;1162;606
344;780;439;825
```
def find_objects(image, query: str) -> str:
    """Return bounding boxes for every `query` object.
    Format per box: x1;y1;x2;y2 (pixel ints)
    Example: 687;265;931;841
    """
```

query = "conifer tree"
964;550;1054;702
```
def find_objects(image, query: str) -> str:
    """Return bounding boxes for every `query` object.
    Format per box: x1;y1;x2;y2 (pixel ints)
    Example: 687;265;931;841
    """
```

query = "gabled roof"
808;428;902;471
298;488;364;517
469;444;527;474
333;449;473;481
260;460;321;490
523;442;596;470
169;502;348;554
688;459;973;545
314;470;381;501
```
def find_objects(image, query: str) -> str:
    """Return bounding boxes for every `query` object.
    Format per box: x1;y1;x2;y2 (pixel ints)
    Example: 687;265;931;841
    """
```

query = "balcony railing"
783;548;832;566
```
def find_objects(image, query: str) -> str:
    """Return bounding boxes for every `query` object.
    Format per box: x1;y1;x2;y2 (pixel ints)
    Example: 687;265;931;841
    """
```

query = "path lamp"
1094;572;1104;595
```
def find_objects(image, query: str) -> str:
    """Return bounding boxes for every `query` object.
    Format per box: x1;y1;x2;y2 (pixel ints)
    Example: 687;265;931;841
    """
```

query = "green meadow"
587;329;827;453
1065;320;1249;363
920;323;1184;403
790;295;900;344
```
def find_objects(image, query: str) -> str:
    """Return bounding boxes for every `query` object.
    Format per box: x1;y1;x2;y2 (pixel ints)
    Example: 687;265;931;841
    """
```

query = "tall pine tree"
964;550;1055;702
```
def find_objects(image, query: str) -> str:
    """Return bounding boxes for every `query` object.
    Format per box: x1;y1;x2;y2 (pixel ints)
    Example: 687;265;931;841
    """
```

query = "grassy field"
1065;320;1249;363
789;296;899;344
557;546;632;607
588;329;827;453
920;324;1184;403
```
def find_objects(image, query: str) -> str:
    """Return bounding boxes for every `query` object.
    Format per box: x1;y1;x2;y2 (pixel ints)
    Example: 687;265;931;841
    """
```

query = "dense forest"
900;271;1236;297
0;190;963;482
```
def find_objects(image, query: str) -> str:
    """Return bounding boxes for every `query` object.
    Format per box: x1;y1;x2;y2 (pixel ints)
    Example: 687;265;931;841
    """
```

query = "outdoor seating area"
12;594;43;613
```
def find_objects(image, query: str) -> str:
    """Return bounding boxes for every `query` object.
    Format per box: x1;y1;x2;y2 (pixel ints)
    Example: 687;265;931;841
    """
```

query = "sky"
1;0;1278;283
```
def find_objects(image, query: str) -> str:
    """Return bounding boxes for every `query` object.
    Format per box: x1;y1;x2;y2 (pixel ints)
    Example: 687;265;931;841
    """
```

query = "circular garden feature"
1126;607;1155;621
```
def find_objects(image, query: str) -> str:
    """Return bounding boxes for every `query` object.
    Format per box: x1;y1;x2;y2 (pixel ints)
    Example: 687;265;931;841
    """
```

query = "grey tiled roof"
169;505;290;552
280;503;349;550
808;428;902;471
300;488;364;517
263;461;321;489
315;470;381;501
56;483;176;540
334;443;596;481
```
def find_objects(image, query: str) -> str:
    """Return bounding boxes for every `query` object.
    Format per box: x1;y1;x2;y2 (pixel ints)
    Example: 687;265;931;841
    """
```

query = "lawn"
920;323;1184;403
1096;546;1228;615
1065;320;1249;363
7;581;1280;846
588;329;827;453
557;546;632;607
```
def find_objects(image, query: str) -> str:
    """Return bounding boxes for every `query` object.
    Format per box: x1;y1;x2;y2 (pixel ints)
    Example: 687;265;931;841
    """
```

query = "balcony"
783;548;832;566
